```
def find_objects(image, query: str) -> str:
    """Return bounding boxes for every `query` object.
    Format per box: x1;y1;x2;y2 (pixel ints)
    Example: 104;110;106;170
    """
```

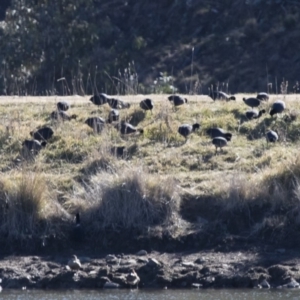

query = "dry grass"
79;166;180;235
0;171;68;247
1;93;300;249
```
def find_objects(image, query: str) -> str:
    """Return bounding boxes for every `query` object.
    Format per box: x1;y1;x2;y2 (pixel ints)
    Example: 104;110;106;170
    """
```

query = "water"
1;289;300;300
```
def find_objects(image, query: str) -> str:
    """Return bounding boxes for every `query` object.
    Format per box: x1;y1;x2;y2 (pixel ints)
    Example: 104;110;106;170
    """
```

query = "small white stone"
103;281;120;289
182;261;195;267
148;258;161;267
106;254;116;260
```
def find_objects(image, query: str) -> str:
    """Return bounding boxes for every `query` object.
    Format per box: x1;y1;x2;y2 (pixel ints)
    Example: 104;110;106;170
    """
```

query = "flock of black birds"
207;91;286;152
171;91;286;153
21;91;287;157
21;93;149;157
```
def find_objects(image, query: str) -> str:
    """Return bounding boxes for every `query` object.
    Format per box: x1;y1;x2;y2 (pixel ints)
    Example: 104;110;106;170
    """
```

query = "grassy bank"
1;93;300;252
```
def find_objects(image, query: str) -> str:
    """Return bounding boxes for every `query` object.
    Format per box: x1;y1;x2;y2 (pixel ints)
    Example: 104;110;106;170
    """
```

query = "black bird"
115;122;143;135
89;93;110;106
30;127;54;141
22;139;47;154
243;97;261;109
257;92;269;101
212;137;228;154
85;117;105;133
71;212;83;243
140;99;154;111
107;109;119;123
51;110;77;121
209;91;236;101
206;128;232;141
245;109;266;120
108;98;130;109
266;130;278;143
270;100;286;117
57;101;70;111
178;123;200;141
75;212;80;227
168;95;188;106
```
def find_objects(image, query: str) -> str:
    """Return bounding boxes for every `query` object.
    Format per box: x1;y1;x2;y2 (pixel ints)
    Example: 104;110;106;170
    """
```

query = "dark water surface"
1;289;300;300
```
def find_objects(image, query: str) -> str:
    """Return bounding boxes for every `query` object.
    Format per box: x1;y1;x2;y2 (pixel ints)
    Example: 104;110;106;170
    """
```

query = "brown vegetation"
1;93;300;252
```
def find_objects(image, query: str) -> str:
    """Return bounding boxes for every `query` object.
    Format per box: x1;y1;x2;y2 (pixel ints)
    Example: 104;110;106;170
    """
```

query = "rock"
136;250;148;256
120;259;137;266
260;279;270;288
88;270;97;275
182;261;195;268
268;265;289;279
148;258;161;268
106;254;117;261
194;257;205;264
200;266;210;275
103;281;120;289
68;255;81;270
105;254;119;265
286;278;300;288
191;283;202;288
137;257;149;264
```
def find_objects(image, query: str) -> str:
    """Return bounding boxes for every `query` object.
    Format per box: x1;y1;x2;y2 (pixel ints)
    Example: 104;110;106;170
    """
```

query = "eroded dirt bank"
1;246;300;290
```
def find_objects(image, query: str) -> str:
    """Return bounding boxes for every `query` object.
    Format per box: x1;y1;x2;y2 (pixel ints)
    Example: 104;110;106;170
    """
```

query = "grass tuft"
82;166;181;237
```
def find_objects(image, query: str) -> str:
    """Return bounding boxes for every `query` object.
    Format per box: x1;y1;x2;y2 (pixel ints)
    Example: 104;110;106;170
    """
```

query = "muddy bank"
1;247;300;290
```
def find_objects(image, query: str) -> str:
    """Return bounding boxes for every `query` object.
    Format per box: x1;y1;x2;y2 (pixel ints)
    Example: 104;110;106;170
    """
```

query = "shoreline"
1;247;300;290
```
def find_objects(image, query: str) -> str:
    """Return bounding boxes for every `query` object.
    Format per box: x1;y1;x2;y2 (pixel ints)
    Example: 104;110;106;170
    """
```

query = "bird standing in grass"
89;93;110;106
212;137;228;154
30;127;54;141
178;123;200;142
168;95;188;107
108;98;130;109
108;109;120;123
51;110;77;121
206;128;232;141
256;92;269;101
71;212;83;243
245;109;266;120
140;99;154;112
85;117;106;133
266;130;278;143
126;269;140;289
243;97;261;109
270;100;286;117
22;139;47;155
57;101;70;111
116;122;143;135
209;91;236;101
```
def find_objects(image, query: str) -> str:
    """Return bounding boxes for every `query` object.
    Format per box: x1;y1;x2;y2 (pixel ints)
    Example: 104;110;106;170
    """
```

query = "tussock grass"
79;166;180;235
0;171;67;245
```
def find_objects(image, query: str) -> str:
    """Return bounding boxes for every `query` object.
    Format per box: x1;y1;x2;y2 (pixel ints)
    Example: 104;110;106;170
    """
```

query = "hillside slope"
0;0;300;95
